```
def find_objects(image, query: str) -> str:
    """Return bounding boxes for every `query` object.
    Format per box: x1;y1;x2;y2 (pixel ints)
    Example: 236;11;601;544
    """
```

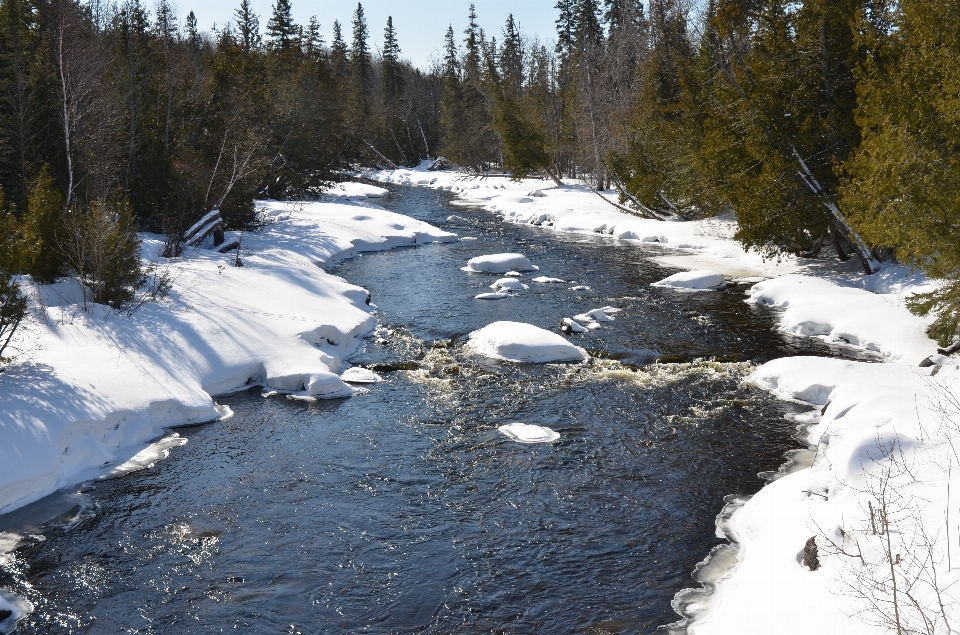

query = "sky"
186;1;561;69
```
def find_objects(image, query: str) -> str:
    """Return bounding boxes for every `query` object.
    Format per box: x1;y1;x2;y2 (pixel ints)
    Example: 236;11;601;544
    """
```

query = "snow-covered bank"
0;185;456;516
368;164;960;634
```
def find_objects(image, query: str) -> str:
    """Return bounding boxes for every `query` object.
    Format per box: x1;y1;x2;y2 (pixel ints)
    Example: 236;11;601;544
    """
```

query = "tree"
266;0;296;54
840;0;960;342
381;16;402;103
185;11;201;50
235;0;261;53
349;3;372;127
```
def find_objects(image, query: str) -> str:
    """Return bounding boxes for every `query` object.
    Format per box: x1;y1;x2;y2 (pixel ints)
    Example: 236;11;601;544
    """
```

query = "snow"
0;187;457;517
652;270;726;291
466;321;588;363
462;253;538;273
475;292;510;300
561;317;588;333
490;277;528;292
365;164;960;635
573;307;619;323
498;422;560;444
533;276;567;283
340;367;382;383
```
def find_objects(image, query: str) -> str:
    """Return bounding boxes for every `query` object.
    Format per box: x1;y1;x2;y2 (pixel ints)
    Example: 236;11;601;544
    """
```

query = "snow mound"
340;367;382;383
475;292;510;300
574;307;619;323
490;277;528;292
561;318;588;333
651;270;725;290
460;237;477;241
533;276;567;283
466;321;588;363
498;422;560;444
446;215;465;221
462;253;538;273
569;285;590;291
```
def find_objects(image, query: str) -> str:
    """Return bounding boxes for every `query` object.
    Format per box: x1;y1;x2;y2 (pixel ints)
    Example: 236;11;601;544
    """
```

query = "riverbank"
0;183;456;519
367;164;959;634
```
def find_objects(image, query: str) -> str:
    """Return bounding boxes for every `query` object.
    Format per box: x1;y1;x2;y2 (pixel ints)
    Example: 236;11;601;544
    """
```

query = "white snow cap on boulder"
462;253;539;273
466;321;588;363
651;270;725;290
340;367;381;383
499;422;560;444
490;277;528;292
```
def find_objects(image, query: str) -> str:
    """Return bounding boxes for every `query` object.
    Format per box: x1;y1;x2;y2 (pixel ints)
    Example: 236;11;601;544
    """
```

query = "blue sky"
187;1;560;69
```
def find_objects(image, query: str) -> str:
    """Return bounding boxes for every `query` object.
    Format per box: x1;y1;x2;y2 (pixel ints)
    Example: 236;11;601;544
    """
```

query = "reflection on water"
0;185;857;634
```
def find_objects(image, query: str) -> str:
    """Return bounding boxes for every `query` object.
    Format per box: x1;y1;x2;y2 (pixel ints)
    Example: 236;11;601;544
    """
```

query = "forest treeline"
1;0;960;352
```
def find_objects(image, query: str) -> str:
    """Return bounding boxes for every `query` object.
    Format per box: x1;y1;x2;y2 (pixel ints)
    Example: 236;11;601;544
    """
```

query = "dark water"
0;186;858;634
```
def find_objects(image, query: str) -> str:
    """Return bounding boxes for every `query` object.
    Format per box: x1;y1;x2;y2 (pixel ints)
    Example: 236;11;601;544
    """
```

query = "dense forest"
1;0;959;353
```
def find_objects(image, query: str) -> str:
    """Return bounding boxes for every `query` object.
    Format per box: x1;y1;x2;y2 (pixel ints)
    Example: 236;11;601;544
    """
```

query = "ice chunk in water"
498;422;560;444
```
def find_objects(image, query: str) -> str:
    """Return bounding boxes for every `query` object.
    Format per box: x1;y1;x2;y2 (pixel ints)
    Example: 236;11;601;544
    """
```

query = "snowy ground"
367;163;958;634
0;184;456;519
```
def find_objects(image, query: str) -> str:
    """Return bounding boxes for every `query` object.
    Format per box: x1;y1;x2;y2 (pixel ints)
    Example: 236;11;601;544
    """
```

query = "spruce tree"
381;16;402;104
330;20;349;77
349;3;372;126
235;0;261;53
185;11;200;50
266;0;296;53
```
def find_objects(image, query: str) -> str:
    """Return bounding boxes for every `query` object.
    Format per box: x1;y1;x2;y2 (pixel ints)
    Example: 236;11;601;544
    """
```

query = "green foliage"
22;166;66;283
840;0;960;342
60;197;143;308
0;190;29;359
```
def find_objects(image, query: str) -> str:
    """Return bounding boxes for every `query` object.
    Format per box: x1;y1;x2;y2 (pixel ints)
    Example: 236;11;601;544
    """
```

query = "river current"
1;185;856;633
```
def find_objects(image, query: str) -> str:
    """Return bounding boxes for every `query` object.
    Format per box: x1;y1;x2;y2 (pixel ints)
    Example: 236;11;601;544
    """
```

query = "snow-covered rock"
533;276;566;283
498;422;560;444
466;321;588;363
651;270;725;290
573;307;619;323
560;318;588;333
462;253;538;273
490;277;528;292
474;292;510;300
340;367;382;383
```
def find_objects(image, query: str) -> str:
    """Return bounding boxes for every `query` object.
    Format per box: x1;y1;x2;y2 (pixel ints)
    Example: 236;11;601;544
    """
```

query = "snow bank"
747;275;933;362
0;187;456;516
498;422;560;444
466;321;588;363
652;270;725;291
462;253;538;273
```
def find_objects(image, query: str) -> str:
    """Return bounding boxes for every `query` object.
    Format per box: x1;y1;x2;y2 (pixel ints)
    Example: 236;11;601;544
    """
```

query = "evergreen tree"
500;14;524;93
303;16;322;61
841;0;960;342
185;11;201;50
381;16;402;103
235;0;261;53
349;3;372;126
266;0;296;53
330;20;349;77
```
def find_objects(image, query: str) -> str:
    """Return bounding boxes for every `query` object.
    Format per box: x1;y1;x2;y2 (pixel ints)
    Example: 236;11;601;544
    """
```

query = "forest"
0;0;959;354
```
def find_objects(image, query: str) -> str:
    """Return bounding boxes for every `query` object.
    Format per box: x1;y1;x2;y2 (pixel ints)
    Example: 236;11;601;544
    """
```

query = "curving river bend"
1;185;858;633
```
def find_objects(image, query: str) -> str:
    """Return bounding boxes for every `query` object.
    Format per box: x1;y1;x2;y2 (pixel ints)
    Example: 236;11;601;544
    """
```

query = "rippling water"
0;185;863;634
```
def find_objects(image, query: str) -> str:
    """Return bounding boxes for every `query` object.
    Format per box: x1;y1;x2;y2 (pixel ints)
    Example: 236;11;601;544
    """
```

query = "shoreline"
0;184;457;519
366;164;953;634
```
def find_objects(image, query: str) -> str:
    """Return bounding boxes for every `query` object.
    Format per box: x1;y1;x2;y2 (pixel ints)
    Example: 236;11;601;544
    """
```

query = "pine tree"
500;14;524;93
303;16;322;61
349;3;372;126
381;16;402;103
185;11;201;50
266;0;296;53
330;20;349;77
235;0;261;53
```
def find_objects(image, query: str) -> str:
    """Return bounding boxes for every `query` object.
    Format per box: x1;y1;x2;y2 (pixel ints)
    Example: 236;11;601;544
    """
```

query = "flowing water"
0;185;868;634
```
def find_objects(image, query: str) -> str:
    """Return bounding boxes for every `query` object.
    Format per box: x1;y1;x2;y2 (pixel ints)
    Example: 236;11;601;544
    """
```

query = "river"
0;185;861;633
